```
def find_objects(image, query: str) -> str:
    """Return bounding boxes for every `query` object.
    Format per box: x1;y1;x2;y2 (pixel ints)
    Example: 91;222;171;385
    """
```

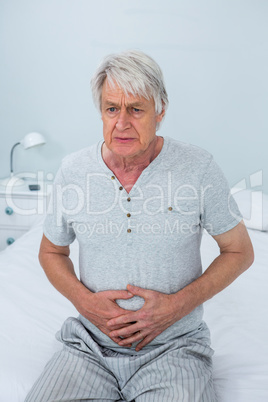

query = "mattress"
0;217;267;401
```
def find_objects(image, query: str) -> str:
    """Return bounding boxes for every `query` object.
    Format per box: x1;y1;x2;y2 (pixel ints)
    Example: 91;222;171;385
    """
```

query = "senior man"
25;50;254;402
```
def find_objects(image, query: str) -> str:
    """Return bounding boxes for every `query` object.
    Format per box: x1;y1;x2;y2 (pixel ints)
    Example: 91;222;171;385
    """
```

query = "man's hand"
107;284;181;351
76;289;135;346
39;235;136;346
106;222;254;352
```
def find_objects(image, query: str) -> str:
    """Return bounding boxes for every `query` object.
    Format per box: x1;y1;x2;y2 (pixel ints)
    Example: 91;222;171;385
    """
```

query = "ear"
156;105;165;123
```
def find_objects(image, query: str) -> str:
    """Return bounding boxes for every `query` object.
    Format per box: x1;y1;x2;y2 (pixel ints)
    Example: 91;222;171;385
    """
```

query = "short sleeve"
43;166;76;246
200;158;242;235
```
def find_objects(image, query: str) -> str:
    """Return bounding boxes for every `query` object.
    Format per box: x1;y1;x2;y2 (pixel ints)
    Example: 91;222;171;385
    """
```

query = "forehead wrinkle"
103;98;147;109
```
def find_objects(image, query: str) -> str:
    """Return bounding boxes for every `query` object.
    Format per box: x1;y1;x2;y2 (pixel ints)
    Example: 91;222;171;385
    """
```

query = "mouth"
114;137;135;143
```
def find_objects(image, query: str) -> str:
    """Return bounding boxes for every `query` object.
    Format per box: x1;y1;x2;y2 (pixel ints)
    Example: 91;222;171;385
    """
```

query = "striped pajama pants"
25;317;217;402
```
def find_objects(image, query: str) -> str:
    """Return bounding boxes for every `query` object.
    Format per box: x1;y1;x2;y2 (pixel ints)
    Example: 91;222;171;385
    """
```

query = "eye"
108;107;117;113
132;108;141;113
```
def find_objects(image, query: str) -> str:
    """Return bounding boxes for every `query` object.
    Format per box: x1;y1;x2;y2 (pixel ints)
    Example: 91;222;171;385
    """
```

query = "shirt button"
119;186;123;191
127;197;131;202
127;213;131;218
127;229;131;233
111;175;115;180
168;206;173;211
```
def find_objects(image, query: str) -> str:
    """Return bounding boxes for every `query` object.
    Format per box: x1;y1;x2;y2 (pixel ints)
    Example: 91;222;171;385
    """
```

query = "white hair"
90;50;169;128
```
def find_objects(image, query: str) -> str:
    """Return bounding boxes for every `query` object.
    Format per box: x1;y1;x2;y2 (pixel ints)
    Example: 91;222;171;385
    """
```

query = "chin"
111;143;141;157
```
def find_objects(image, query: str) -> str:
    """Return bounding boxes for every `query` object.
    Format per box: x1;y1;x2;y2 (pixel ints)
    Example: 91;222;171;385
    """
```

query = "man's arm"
107;221;254;351
39;234;134;343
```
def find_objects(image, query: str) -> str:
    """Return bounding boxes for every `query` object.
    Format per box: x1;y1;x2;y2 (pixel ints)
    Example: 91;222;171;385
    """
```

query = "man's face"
101;79;164;159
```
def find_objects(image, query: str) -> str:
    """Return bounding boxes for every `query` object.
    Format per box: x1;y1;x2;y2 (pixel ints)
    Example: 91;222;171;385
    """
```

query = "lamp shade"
20;132;46;149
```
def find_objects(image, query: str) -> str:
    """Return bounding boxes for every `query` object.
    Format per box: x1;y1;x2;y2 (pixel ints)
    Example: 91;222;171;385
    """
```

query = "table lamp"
0;132;46;186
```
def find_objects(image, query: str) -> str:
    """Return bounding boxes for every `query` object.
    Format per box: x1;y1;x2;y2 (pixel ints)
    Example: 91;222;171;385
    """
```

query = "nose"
116;109;131;131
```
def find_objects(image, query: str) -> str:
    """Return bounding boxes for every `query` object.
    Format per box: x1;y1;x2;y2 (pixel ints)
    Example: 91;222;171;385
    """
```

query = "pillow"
232;188;268;231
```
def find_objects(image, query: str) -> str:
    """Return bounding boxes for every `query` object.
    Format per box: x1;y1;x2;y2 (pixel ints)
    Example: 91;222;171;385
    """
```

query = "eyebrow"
103;100;145;108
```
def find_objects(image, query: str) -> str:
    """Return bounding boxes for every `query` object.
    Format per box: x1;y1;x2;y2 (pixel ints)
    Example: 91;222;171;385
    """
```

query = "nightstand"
0;181;49;251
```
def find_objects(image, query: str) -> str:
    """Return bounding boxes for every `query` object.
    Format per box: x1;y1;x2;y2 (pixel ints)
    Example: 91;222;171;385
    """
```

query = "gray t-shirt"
44;136;242;352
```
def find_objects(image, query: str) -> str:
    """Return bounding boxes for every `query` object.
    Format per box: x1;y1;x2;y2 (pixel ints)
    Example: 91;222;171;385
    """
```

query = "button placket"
125;195;133;243
110;175;133;240
126;196;132;235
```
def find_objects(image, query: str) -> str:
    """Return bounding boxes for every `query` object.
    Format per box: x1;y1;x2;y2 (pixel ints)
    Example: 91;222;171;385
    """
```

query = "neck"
102;136;163;173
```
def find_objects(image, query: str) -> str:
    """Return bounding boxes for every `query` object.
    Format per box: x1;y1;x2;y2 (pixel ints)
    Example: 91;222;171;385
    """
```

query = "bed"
0;189;267;402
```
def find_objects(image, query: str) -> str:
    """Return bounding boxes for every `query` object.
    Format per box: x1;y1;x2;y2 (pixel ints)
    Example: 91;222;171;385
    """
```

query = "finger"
109;322;140;338
110;336;132;348
107;290;134;300
108;331;134;347
105;322;135;331
135;334;155;351
127;284;148;297
117;330;145;347
107;313;138;328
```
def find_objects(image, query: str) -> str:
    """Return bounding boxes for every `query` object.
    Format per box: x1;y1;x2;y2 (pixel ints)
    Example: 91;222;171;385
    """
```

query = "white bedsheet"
0;221;267;401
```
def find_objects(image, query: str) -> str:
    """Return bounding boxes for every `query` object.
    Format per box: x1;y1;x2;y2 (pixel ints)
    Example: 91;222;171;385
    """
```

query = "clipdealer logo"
51;171;210;220
3;170;265;231
68;219;205;238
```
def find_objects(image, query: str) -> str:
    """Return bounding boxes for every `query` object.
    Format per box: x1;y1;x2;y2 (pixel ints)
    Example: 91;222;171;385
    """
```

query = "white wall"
0;0;267;192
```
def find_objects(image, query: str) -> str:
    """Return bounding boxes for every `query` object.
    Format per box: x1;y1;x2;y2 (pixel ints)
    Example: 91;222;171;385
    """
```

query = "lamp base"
0;176;25;187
